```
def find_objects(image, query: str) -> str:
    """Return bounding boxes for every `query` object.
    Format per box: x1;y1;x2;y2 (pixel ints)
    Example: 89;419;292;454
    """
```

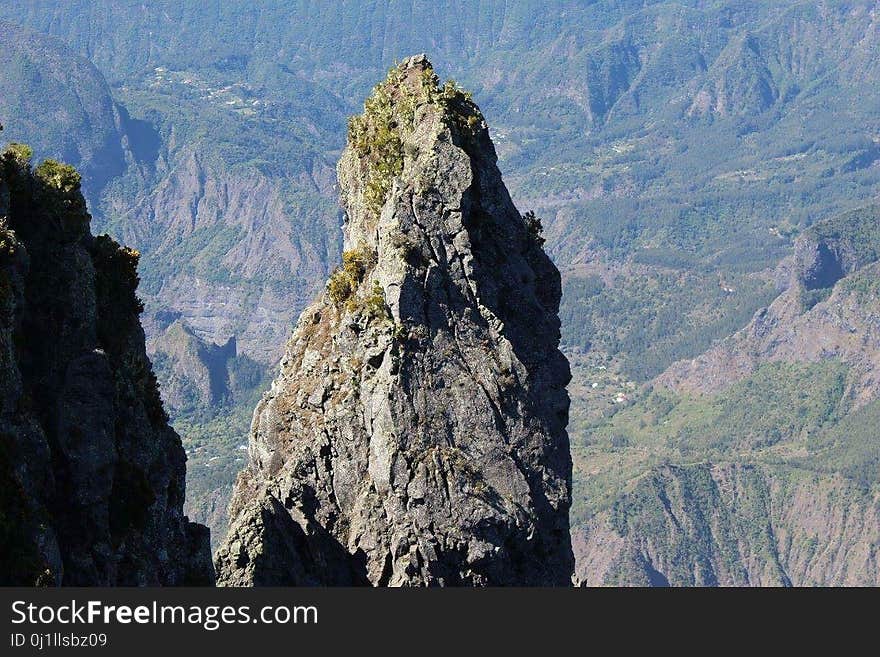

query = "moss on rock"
346;56;484;220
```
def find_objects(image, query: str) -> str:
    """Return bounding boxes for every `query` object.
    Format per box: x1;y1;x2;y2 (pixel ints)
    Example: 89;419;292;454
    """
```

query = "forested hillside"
0;21;127;200
573;206;880;585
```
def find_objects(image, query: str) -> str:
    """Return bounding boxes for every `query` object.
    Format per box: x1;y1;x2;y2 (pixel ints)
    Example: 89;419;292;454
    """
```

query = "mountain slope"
572;203;880;585
0;20;128;200
576;463;880;586
658;205;880;402
9;1;880;383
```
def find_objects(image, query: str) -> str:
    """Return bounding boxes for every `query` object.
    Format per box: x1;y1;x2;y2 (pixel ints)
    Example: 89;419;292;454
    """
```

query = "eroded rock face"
215;55;573;586
0;142;213;586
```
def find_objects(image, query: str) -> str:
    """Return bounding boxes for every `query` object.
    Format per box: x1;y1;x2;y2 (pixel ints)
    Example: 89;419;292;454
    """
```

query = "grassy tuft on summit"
347;57;484;219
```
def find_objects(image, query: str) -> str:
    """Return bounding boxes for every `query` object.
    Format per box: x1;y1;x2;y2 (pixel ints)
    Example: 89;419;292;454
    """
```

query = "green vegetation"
801;399;880;489
348;73;408;218
136;223;246;297
172;372;268;544
586;361;848;454
347;60;483;218
801;286;833;312
326;250;389;323
2;143;32;168
0;227;17;262
572;361;852;526
603;462;786;586
561;267;778;381
0;20;127;193
431;76;483;135
227;353;265;395
34;159;81;193
28;158;90;231
804;205;880;272
364;280;389;321
841;267;880;302
327;247;375;304
523;211;545;246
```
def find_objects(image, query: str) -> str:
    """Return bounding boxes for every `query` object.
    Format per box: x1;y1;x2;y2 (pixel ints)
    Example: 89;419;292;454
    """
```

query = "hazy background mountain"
1;0;878;581
0;20;127;199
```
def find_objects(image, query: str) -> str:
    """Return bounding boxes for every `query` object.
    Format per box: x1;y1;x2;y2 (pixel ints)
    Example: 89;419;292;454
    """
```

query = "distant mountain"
659;205;880;402
0;21;128;201
573;204;880;585
7;2;880;361
576;461;880;586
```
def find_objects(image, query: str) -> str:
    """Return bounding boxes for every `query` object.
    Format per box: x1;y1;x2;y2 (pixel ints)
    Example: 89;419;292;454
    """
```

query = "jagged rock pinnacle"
215;56;573;586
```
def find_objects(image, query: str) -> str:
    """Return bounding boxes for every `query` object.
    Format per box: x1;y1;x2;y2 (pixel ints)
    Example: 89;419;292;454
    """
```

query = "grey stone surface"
215;56;573;586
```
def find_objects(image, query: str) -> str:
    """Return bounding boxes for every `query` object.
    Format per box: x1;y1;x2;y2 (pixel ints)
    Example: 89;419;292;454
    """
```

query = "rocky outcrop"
150;321;238;414
794;204;880;290
657;205;880;401
215;56;573;586
0;139;213;585
575;463;880;587
150;319;264;416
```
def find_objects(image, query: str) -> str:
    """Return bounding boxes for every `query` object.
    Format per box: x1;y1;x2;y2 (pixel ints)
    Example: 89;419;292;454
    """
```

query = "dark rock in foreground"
0;137;213;585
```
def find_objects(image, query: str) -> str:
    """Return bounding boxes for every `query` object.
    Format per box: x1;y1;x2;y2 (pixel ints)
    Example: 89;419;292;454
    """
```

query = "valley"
2;0;879;584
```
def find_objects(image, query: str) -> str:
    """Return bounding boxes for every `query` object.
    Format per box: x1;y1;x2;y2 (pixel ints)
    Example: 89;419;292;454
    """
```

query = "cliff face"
215;56;573;586
0;140;213;585
575;464;880;587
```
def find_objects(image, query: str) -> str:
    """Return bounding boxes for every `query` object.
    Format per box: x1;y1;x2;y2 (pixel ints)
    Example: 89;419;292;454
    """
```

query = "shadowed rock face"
215;55;573;586
0;140;213;586
798;242;845;291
